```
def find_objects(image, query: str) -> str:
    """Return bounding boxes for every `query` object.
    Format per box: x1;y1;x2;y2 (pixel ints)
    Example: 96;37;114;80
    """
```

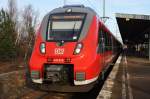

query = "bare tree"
22;5;39;38
7;0;19;45
7;0;17;25
21;4;39;60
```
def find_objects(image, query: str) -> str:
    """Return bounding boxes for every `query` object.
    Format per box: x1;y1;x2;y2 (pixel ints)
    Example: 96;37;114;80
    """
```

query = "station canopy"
116;13;150;44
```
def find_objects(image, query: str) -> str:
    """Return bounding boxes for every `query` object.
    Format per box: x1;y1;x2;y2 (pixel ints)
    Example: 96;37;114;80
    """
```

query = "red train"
26;5;122;92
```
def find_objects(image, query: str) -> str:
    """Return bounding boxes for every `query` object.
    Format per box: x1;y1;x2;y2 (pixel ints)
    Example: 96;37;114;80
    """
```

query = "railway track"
0;56;119;99
0;70;72;99
36;92;50;99
0;65;113;99
0;62;24;75
19;91;73;99
36;92;72;99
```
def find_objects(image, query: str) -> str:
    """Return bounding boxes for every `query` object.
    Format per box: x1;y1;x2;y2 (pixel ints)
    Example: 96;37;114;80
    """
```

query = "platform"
116;13;150;60
97;55;150;99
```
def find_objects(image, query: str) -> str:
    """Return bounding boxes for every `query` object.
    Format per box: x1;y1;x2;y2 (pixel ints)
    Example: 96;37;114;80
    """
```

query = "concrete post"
103;0;105;18
64;0;66;6
148;32;150;61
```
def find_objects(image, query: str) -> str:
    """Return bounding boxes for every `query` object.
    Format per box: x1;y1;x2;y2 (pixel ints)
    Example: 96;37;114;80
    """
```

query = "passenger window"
104;32;108;51
110;36;113;50
98;27;105;53
108;34;112;51
105;33;112;51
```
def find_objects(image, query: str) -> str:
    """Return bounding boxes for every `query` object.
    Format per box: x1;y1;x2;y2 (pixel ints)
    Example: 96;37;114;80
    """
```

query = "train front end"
27;6;101;92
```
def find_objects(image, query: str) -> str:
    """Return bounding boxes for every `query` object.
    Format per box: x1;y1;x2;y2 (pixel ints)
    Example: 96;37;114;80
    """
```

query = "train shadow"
71;65;114;99
70;82;104;99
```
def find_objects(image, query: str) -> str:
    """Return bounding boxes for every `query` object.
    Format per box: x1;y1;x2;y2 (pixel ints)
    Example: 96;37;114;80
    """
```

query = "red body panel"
29;15;117;85
26;6;122;93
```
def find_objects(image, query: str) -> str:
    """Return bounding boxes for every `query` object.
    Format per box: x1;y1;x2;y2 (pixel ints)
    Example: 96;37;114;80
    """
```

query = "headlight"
74;43;83;55
40;42;46;54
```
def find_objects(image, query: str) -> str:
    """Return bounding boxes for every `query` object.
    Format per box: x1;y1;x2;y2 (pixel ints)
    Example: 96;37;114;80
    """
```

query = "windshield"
47;13;86;41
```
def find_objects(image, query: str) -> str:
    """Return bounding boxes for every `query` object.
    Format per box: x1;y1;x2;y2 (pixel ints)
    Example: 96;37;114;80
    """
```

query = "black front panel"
43;64;74;85
47;13;86;42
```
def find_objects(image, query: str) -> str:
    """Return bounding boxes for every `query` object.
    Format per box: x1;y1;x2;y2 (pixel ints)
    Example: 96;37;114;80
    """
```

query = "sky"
0;0;150;43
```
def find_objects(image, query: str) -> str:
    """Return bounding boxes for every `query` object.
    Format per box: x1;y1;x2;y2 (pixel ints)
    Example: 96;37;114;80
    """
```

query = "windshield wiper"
72;21;77;35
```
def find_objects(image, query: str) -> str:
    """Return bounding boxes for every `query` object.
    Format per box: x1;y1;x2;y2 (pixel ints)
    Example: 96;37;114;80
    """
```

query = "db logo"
54;48;64;55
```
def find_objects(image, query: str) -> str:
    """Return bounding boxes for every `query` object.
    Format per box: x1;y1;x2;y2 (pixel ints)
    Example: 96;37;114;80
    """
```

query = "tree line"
0;0;39;61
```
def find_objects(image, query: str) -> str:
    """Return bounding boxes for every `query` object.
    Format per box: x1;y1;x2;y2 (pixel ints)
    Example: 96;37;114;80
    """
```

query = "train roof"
40;5;97;42
39;5;122;45
50;5;97;15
